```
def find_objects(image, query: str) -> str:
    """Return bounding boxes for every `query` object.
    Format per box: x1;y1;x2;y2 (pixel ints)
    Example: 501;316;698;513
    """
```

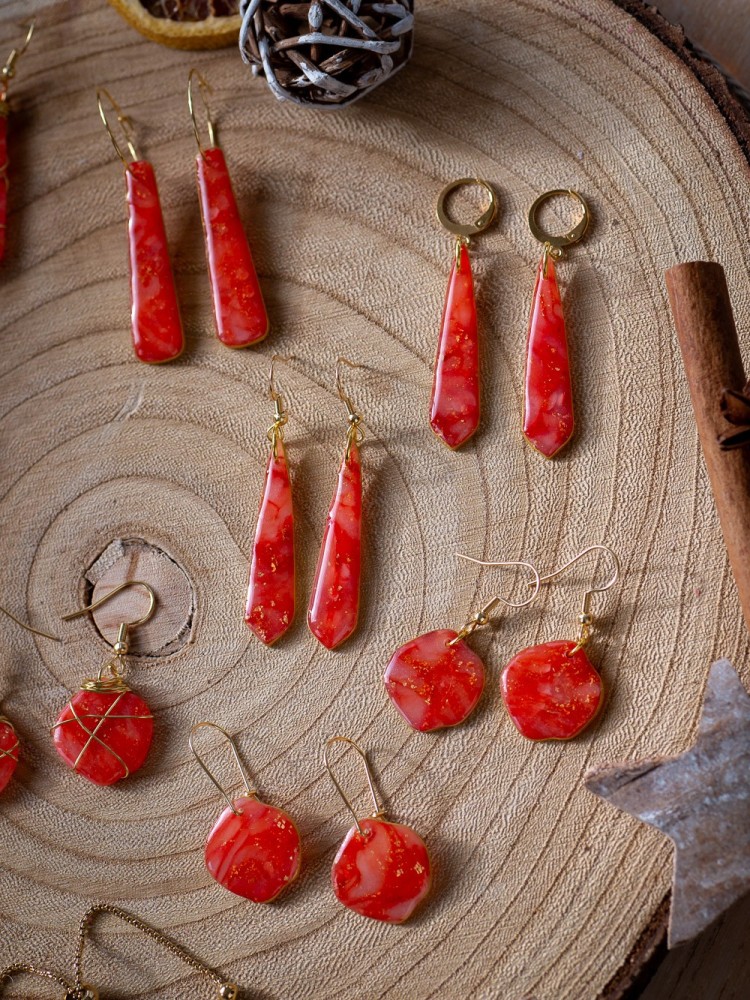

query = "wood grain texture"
1;1;750;998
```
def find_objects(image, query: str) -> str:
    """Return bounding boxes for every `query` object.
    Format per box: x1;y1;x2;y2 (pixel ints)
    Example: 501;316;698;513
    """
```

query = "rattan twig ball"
239;0;415;108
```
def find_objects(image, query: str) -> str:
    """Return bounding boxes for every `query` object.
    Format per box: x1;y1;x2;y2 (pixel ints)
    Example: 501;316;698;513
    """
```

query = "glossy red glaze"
196;147;269;348
332;817;431;923
308;442;362;650
501;639;603;740
384;628;485;731
523;254;574;457
52;687;154;785
430;244;480;449
126;160;184;364
0;719;20;794
245;438;295;645
0;111;8;262
205;794;302;903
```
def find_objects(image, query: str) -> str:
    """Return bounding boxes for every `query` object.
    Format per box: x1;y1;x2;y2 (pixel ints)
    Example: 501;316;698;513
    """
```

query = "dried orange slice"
107;0;242;50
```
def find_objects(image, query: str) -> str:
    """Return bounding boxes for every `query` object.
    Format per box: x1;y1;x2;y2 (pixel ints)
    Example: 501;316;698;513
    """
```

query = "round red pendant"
0;719;20;794
384;628;485;731
53;688;154;786
332;817;431;923
205;795;302;903
501;639;603;740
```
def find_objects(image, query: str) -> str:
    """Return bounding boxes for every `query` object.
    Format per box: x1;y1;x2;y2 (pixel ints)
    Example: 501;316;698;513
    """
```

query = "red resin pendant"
501;639;603;741
523;254;574;457
52;685;154;785
332;817;431;923
308;442;362;650
245;437;295;645
384;628;485;732
0;717;20;793
196;147;269;348
0;109;8;262
430;244;480;449
126;161;184;364
205;794;302;903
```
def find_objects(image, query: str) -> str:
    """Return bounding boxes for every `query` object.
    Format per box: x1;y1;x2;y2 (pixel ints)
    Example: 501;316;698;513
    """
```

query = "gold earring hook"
0;604;61;642
449;558;541;645
267;354;296;454
189;722;255;816
187;68;216;156
96;87;140;167
324;735;382;837
537;544;619;654
528;188;589;276
62;580;156;627
335;357;365;459
1;18;36;97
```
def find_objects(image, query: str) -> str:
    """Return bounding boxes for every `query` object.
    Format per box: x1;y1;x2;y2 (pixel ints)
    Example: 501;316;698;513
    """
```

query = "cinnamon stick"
666;261;750;633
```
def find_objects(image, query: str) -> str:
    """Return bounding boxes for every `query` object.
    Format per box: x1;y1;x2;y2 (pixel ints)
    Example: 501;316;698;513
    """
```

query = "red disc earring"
430;177;498;450
52;581;156;786
97;89;184;364
500;544;620;741
188;70;269;349
523;189;590;458
190;721;302;903
325;735;431;924
0;19;35;263
384;559;540;732
308;358;365;650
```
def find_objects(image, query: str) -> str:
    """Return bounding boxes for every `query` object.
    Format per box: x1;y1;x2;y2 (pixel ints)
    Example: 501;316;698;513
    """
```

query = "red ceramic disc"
52;688;154;786
0;719;20;793
501;639;603;740
384;629;485;731
332;817;431;923
205;795;302;903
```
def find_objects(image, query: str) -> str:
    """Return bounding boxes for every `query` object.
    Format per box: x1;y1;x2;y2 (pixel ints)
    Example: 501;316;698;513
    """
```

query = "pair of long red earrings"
430;179;589;458
0;19;35;263
190;725;430;924
384;544;619;741
97;70;268;364
244;356;364;651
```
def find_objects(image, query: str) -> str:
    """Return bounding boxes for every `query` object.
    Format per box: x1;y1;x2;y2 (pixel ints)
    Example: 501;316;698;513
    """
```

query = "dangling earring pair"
431;180;589;457
0;19;35;263
384;544;619;741
245;356;365;651
97;70;267;364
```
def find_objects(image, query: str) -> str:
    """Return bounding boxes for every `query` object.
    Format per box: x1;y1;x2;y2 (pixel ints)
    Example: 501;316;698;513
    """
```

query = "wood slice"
1;1;750;998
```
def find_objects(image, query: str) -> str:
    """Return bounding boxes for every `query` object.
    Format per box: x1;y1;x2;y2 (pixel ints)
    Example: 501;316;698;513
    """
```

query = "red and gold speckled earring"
97;89;184;364
0;19;35;263
430;177;498;450
325;735;431;924
188;70;269;349
190;722;302;904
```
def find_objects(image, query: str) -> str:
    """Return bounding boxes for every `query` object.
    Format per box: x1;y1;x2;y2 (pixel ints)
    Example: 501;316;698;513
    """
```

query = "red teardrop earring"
97;89;184;365
190;721;302;903
430;177;498;449
325;735;431;924
308;358;365;650
0;19;35;263
384;559;540;732
245;355;296;645
523;188;590;458
52;581;157;786
188;69;269;349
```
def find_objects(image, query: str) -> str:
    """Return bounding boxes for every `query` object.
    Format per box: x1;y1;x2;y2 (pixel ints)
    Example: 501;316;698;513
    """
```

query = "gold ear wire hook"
187;68;216;156
1;18;36;94
267;353;296;453
335;357;365;459
324;735;382;837
536;544;619;653
96;87;140;167
450;557;541;645
189;722;255;816
0;604;61;642
62;580;156;663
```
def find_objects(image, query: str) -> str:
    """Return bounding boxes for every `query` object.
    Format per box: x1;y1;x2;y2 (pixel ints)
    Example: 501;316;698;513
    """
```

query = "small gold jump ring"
436;177;498;238
528;189;590;249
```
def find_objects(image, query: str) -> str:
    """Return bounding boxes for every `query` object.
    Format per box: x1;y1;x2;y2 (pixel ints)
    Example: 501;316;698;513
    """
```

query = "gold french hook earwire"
536;544;620;655
0;18;35;100
336;357;365;460
187;68;216;156
189;722;255;817
450;557;541;646
324;735;383;838
96;87;140;167
267;353;296;455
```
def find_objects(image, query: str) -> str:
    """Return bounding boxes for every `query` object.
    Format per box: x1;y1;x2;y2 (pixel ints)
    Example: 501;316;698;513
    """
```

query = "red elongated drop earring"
325;735;431;924
523;188;590;458
52;581;156;786
97;89;184;365
190;721;302;903
245;355;296;644
188;70;269;349
308;358;364;650
0;19;35;262
384;559;540;732
430;177;498;449
498;544;620;741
